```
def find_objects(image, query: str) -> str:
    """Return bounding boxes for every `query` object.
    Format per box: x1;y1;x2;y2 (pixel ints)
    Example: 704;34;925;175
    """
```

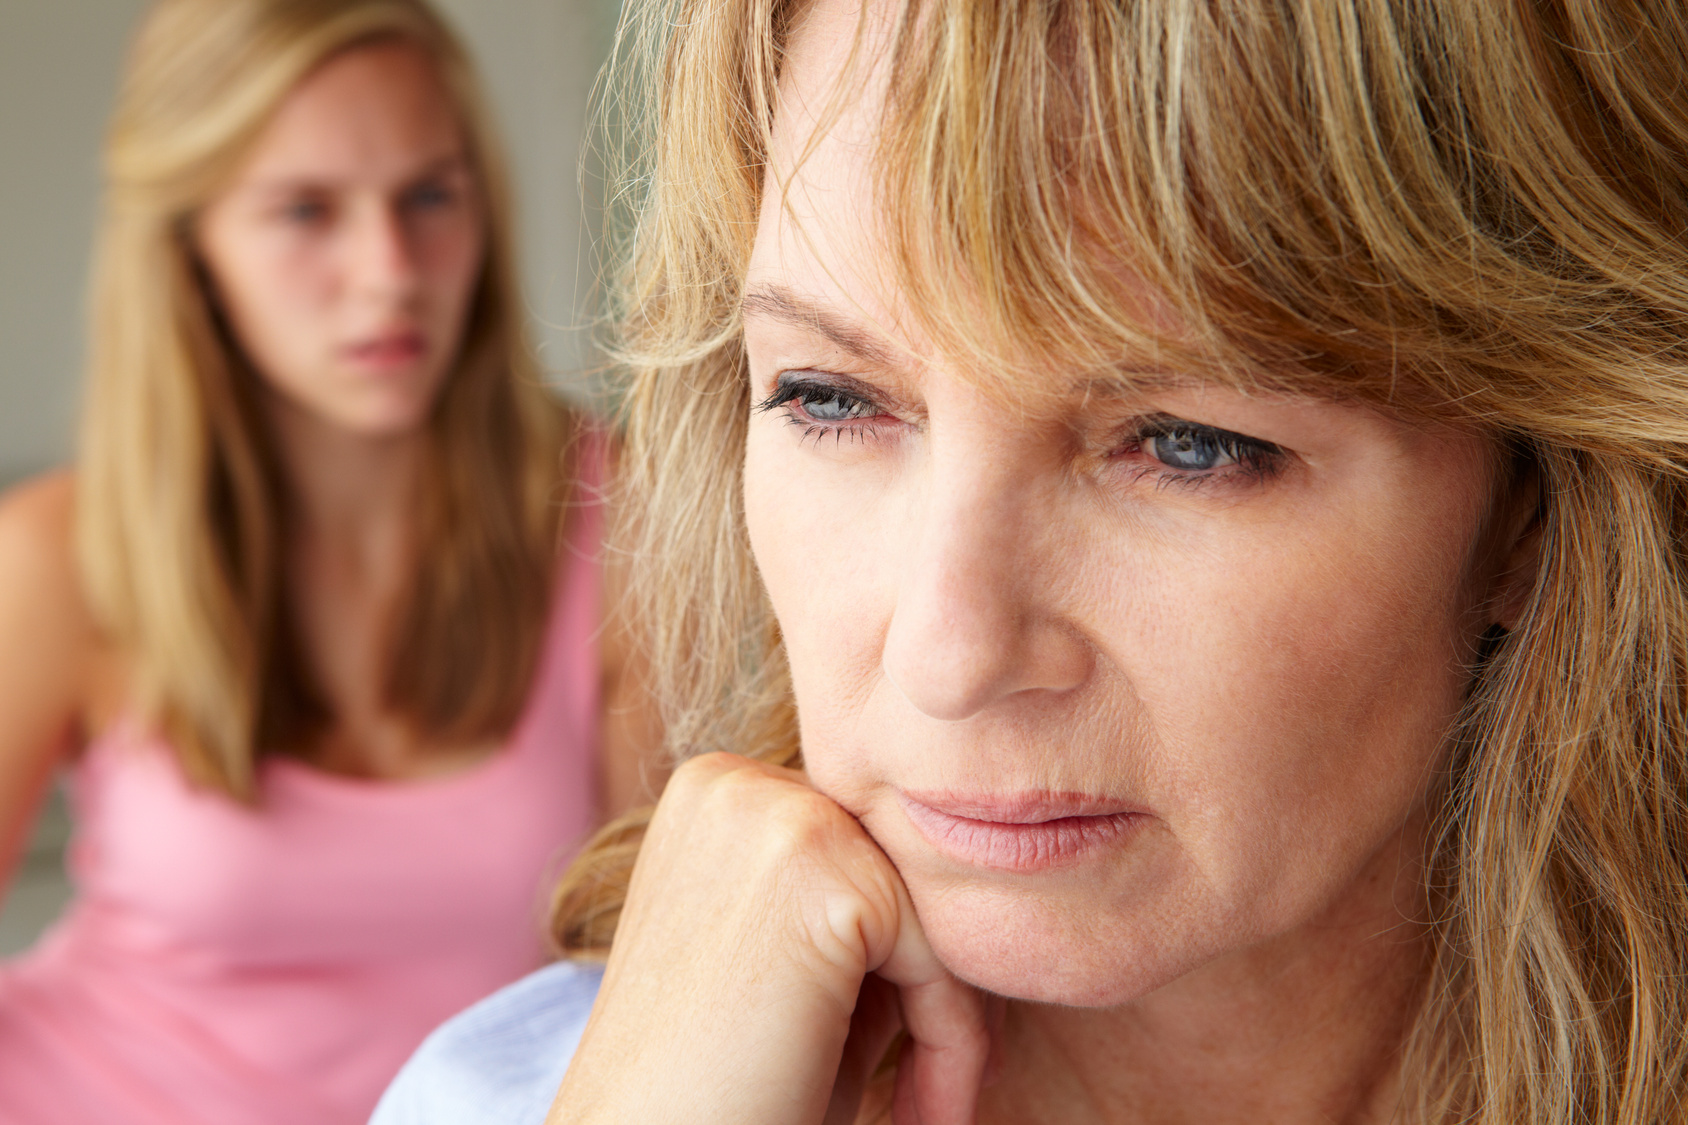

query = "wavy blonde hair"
555;0;1688;1119
78;0;571;799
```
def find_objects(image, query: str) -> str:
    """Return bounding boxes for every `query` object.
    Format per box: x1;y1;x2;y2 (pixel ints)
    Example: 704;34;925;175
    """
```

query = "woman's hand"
549;752;990;1125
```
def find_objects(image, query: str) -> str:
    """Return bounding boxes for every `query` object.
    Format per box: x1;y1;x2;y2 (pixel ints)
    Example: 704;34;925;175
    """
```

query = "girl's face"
196;41;485;437
742;0;1526;1007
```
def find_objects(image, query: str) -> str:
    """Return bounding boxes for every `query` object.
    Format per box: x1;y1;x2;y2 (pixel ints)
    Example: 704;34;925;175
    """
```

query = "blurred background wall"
0;0;620;952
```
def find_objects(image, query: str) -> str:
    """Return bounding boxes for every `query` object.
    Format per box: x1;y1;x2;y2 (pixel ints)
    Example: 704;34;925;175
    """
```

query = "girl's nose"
347;198;420;302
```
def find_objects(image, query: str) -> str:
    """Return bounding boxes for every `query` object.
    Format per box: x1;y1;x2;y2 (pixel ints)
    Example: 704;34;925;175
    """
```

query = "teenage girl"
0;2;656;1122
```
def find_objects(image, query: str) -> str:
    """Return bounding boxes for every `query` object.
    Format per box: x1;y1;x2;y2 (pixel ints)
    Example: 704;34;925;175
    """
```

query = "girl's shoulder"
371;960;605;1125
0;469;122;767
0;469;102;675
0;470;77;584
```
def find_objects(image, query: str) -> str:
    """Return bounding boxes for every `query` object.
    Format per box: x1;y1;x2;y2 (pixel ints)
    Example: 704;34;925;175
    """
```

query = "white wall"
0;0;617;488
433;0;617;392
0;0;152;487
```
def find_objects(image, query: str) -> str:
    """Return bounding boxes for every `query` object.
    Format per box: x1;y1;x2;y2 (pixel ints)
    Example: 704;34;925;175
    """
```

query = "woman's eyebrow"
741;284;900;369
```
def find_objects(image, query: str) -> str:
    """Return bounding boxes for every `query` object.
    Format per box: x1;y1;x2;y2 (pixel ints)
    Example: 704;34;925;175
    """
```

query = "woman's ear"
1487;452;1543;632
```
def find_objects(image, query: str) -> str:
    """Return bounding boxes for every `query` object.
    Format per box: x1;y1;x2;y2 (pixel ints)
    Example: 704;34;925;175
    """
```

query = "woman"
0;1;655;1122
377;0;1688;1121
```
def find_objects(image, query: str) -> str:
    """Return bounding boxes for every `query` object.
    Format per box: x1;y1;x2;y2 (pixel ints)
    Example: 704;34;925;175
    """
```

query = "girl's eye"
281;199;329;225
403;181;455;211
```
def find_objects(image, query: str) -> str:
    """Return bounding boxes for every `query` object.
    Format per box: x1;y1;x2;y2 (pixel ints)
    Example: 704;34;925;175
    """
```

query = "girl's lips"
898;791;1147;873
343;331;426;369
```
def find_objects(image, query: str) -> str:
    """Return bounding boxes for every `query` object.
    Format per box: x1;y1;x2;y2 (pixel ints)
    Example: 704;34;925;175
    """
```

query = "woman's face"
196;41;485;437
742;0;1520;1008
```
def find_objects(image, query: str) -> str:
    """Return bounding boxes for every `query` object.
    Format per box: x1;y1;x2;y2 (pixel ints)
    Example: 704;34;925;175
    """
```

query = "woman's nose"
880;456;1092;722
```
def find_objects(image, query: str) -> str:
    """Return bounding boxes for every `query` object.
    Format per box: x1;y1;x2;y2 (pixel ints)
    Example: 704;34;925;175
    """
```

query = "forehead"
235;40;464;186
749;0;904;326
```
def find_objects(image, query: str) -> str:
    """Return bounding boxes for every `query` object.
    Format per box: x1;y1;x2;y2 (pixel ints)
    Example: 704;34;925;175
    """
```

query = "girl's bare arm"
0;473;97;901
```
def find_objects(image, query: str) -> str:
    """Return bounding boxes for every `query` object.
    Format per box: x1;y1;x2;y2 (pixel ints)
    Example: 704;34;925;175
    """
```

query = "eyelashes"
753;373;885;444
755;372;1287;487
756;379;875;423
1122;417;1285;487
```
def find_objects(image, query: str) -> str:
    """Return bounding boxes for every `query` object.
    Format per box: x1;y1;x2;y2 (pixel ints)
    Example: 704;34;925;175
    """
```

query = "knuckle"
666;751;747;798
674;749;742;780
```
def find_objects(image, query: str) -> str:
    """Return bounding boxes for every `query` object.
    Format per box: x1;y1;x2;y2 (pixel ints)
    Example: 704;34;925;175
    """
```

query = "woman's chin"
909;880;1219;1008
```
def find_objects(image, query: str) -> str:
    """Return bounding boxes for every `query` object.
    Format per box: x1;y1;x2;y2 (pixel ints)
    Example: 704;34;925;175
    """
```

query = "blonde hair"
555;0;1688;1120
78;0;571;799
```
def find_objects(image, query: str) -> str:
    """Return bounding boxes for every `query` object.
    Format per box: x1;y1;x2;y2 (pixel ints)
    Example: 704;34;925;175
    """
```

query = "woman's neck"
976;826;1432;1125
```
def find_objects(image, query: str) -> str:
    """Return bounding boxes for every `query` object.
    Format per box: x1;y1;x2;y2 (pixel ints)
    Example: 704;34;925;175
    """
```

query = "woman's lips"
898;791;1147;873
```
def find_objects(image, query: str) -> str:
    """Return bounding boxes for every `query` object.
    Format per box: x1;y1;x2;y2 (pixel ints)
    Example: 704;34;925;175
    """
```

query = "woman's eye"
1147;426;1237;471
753;376;882;428
798;389;874;422
1129;418;1283;481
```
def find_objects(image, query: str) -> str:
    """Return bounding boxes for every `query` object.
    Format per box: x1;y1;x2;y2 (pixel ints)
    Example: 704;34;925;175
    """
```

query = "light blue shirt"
370;961;604;1125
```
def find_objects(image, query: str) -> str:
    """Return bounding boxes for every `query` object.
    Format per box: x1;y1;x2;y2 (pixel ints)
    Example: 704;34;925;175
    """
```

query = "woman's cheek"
745;423;903;778
1136;522;1465;903
745;426;849;680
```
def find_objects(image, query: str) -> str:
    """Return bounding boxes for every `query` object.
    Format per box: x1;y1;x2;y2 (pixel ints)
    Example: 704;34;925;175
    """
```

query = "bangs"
871;0;1688;455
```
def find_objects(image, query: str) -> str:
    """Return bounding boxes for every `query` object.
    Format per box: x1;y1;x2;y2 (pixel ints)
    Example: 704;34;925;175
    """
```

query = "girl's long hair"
554;0;1688;1119
79;0;571;799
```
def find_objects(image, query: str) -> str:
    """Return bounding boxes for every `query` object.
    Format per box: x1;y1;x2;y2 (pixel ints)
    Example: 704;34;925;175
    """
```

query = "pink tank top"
0;453;605;1125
